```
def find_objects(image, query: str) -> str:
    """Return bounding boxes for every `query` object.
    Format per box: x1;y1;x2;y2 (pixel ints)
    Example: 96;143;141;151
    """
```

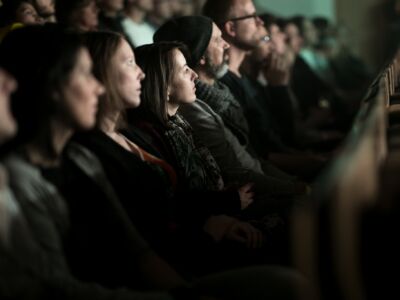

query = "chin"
131;98;141;108
81;121;95;130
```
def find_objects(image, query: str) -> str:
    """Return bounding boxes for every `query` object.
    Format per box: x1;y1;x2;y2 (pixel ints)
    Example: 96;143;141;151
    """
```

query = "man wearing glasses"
203;0;326;181
203;0;265;77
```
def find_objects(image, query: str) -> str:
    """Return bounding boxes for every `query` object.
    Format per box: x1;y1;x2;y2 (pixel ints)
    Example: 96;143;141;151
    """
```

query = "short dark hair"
202;0;236;26
82;31;126;129
134;42;190;127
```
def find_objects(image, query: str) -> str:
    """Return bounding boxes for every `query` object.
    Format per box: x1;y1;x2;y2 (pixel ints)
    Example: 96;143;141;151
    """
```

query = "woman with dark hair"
0;25;192;298
131;42;226;192
75;32;278;275
131;42;257;199
0;26;312;300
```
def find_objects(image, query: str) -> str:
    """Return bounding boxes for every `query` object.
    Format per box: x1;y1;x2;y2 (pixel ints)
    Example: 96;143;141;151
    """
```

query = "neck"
227;45;246;77
197;69;215;85
167;103;179;116
100;112;120;135
25;119;73;167
125;5;146;23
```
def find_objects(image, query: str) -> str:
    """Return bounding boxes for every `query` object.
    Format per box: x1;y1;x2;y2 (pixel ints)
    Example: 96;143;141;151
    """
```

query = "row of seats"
291;49;400;300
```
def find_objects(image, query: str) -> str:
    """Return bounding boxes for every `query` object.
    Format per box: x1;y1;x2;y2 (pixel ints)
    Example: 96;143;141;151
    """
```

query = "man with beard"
203;0;327;181
153;16;308;203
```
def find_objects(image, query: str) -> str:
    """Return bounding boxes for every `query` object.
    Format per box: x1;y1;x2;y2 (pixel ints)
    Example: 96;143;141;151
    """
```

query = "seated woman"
76;34;292;275
0;25;191;296
0;28;311;300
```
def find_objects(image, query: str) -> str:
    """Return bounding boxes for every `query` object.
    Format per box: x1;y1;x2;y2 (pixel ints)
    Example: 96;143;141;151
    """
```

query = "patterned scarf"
165;114;224;192
195;79;250;146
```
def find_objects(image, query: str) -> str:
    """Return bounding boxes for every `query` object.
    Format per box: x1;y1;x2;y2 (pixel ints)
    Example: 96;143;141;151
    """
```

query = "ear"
224;21;236;38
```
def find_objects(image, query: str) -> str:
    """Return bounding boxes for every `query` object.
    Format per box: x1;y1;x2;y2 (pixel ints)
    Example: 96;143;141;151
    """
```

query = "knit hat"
153;16;213;68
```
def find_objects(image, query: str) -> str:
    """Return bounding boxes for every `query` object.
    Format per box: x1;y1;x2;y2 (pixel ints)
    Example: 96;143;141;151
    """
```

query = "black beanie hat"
153;16;213;68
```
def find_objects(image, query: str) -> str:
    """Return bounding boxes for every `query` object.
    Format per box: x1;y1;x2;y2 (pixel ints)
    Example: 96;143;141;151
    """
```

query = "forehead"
18;2;36;11
173;49;187;67
76;48;91;66
117;39;134;58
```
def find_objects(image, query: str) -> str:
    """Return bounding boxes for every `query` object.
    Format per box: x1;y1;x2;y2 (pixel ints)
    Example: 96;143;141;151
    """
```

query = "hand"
237;183;254;210
263;52;291;86
204;215;238;242
224;220;264;249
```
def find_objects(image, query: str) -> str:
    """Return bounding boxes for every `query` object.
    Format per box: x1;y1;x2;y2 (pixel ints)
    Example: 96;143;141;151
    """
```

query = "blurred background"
255;0;399;73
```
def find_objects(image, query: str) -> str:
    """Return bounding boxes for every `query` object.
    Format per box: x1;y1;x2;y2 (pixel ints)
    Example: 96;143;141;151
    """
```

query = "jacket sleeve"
180;101;264;176
0;180;177;300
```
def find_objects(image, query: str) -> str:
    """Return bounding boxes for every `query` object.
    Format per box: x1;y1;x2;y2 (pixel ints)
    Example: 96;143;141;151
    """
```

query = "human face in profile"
113;39;145;108
61;48;104;130
167;49;198;115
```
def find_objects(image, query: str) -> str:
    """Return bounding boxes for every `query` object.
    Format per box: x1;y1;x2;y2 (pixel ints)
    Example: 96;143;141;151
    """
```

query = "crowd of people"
0;0;371;299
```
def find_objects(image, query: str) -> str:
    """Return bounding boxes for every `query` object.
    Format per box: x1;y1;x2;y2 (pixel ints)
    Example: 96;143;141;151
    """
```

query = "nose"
7;77;17;94
191;69;198;81
256;16;264;27
138;66;145;80
0;70;18;94
95;78;105;96
222;38;230;50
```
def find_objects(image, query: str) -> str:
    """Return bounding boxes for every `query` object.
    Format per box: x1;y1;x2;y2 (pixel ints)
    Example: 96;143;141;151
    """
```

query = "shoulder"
66;142;108;179
3;154;56;196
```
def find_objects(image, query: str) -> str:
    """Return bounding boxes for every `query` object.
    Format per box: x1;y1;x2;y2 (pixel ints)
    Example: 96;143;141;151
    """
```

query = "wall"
335;0;389;71
254;0;336;21
254;0;389;71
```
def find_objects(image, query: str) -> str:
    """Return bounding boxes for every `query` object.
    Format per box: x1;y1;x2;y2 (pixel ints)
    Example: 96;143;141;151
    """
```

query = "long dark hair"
0;25;84;156
134;41;190;127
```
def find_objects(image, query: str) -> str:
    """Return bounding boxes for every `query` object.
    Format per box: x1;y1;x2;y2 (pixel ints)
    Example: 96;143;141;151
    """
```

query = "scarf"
165;114;224;192
195;79;250;146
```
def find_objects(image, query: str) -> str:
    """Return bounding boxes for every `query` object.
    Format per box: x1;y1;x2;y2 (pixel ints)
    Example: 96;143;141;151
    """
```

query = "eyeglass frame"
226;13;260;23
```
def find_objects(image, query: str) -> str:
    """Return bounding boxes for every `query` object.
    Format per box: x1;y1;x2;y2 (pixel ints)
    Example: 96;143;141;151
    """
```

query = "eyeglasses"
227;13;259;23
